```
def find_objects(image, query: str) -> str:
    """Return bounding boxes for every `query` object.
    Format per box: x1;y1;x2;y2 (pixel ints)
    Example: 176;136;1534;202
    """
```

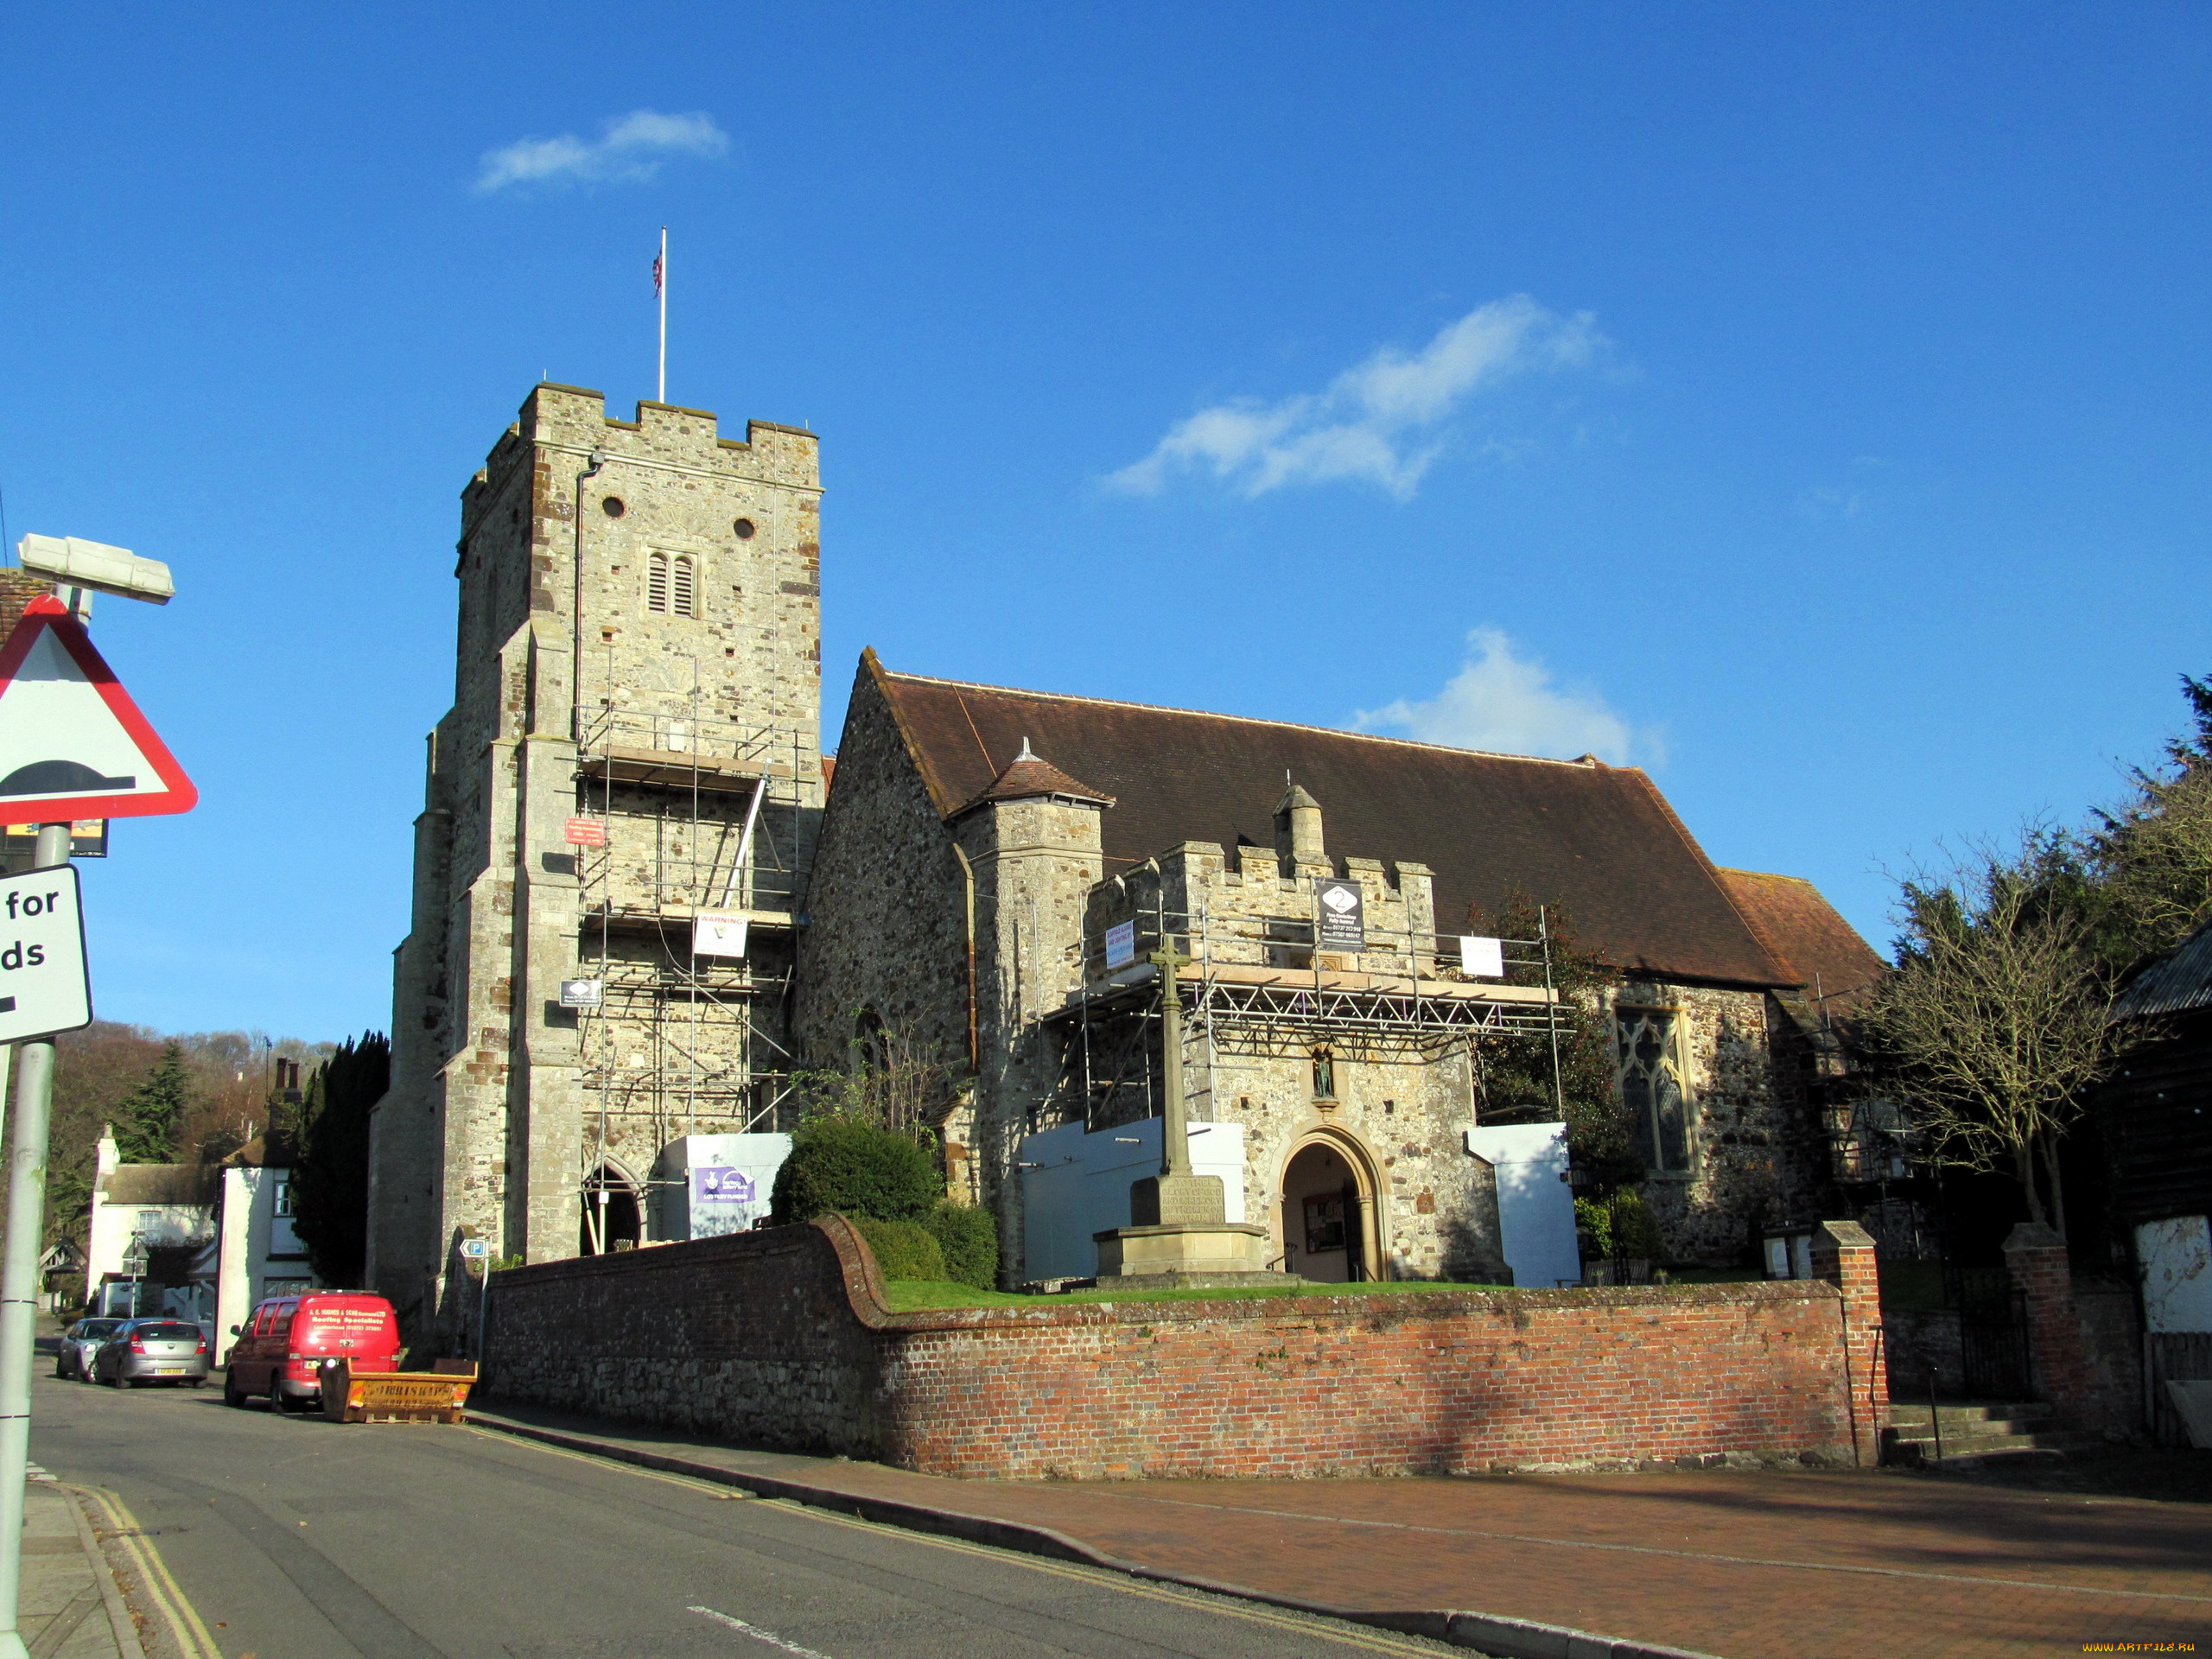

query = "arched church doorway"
581;1166;642;1255
1281;1135;1380;1282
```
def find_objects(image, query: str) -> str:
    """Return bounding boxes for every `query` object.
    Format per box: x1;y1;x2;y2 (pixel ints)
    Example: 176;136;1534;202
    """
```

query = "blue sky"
3;4;2207;1043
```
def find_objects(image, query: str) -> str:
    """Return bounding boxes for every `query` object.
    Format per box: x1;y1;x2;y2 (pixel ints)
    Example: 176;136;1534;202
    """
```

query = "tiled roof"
102;1165;220;1206
954;739;1116;816
865;656;1835;988
1717;869;1890;1013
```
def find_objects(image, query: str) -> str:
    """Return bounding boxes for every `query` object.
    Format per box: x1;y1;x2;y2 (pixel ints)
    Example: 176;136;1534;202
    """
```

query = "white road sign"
0;866;91;1043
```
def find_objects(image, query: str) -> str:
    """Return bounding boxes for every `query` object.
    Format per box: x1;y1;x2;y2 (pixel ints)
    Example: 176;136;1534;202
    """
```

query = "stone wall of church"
791;664;969;1075
1074;839;1508;1282
484;1214;1879;1478
1625;983;1832;1267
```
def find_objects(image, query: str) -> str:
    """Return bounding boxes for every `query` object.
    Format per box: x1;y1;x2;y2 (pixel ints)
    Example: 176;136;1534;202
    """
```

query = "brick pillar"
2003;1221;2094;1423
1812;1219;1885;1465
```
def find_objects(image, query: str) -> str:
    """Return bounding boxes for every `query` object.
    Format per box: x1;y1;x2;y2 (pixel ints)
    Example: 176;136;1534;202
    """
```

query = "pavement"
462;1398;2212;1659
13;1469;138;1659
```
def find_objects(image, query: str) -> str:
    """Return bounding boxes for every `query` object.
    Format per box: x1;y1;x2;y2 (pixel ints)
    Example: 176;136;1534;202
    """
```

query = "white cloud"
1355;627;1647;765
474;111;728;193
1109;296;1602;500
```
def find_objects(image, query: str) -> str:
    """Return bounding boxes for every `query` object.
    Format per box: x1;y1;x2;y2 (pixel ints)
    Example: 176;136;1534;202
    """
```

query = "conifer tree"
290;1033;387;1287
111;1042;193;1163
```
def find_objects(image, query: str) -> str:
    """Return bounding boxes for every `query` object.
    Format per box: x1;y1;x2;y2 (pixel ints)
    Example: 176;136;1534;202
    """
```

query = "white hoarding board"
0;865;90;1043
1103;920;1136;970
1459;935;1505;978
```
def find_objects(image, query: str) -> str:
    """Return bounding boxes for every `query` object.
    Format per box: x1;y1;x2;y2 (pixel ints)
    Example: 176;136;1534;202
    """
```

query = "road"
27;1366;1461;1659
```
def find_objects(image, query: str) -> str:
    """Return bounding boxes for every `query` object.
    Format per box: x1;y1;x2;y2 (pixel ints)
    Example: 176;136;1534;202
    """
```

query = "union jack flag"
652;247;663;295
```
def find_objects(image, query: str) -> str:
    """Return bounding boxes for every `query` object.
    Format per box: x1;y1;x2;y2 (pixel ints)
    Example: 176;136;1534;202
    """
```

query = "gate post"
1813;1220;1885;1464
2002;1222;2096;1426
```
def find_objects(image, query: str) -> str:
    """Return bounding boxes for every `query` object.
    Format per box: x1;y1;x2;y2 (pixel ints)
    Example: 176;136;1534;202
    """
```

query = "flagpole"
657;226;667;404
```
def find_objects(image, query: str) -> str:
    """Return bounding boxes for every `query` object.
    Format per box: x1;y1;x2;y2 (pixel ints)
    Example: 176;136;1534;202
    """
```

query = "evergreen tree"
111;1042;193;1164
290;1033;388;1287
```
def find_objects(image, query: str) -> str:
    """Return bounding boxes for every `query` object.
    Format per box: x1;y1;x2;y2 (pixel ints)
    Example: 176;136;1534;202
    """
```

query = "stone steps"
1880;1402;2096;1470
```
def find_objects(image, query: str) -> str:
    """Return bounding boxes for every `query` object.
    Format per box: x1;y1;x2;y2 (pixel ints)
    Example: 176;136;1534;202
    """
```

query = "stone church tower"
369;385;823;1346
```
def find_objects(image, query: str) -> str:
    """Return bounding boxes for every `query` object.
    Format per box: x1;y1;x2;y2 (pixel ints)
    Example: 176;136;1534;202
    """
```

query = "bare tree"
1859;838;2123;1231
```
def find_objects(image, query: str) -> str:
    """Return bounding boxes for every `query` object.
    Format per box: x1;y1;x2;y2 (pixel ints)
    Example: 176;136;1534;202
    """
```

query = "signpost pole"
0;822;72;1659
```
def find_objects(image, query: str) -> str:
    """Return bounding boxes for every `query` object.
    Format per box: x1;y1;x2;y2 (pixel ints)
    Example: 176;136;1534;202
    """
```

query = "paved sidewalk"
17;1472;135;1658
468;1402;2212;1659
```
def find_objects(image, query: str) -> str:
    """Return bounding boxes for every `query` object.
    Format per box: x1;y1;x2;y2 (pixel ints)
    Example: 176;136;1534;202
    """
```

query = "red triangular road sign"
0;596;196;820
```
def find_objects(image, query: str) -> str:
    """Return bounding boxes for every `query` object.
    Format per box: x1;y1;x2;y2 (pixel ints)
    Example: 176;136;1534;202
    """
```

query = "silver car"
90;1319;211;1389
54;1318;124;1381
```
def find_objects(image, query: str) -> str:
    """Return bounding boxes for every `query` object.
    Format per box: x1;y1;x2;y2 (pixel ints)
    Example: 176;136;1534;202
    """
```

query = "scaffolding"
1038;901;1567;1130
568;706;814;1194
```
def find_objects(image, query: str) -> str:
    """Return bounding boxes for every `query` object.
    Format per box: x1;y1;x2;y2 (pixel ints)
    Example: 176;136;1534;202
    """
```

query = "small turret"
1274;777;1325;867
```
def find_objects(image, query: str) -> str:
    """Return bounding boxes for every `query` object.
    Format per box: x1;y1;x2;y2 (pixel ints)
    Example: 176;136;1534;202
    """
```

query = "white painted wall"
1019;1119;1249;1282
1465;1122;1580;1290
652;1135;792;1240
215;1166;319;1351
2139;1215;2212;1334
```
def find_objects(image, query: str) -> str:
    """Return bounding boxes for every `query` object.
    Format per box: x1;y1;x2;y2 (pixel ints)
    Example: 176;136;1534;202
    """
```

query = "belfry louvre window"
645;554;697;617
1616;1006;1693;1173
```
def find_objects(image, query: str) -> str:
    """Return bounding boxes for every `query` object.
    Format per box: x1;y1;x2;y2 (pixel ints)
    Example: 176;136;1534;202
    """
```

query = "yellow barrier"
321;1359;475;1424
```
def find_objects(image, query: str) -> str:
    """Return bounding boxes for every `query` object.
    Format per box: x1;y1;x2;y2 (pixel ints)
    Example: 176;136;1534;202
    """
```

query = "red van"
223;1292;401;1411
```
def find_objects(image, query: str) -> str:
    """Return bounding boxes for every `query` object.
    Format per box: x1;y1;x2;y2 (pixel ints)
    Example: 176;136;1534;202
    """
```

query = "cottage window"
1616;1006;1693;1173
271;1174;295;1218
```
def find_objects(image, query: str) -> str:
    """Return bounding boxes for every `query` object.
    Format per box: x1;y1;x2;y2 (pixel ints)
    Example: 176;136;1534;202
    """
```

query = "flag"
652;247;663;295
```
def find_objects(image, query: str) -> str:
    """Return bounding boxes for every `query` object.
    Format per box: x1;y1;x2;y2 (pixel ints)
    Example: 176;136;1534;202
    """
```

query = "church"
367;383;1883;1344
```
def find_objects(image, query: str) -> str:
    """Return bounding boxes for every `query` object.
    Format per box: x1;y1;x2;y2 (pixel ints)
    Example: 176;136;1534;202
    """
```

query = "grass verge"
880;1277;1512;1312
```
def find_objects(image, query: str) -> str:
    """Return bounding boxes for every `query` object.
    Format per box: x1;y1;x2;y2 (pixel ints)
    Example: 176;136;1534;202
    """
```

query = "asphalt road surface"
28;1367;1462;1659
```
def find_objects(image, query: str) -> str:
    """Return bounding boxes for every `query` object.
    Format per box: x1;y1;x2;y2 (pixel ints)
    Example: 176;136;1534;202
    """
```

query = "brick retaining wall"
481;1217;1880;1478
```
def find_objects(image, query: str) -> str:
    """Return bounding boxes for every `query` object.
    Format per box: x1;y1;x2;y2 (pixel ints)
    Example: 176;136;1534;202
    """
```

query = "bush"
1573;1195;1613;1260
927;1202;999;1290
851;1217;945;1281
771;1116;941;1225
1611;1191;1667;1261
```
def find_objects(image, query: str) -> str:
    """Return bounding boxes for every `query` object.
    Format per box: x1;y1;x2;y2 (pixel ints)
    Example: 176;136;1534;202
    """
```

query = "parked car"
223;1292;401;1412
54;1318;124;1381
89;1319;211;1388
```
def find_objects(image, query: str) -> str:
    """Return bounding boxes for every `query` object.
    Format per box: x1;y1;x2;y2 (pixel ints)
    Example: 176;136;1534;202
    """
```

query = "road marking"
470;1428;1448;1656
67;1484;225;1659
690;1605;836;1657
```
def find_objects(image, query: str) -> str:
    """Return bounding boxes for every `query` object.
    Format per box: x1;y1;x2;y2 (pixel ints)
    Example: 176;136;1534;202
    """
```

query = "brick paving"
470;1404;2212;1659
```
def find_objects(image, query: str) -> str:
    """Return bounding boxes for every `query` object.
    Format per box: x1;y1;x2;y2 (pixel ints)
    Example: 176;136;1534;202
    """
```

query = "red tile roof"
863;654;1834;988
1717;868;1889;1012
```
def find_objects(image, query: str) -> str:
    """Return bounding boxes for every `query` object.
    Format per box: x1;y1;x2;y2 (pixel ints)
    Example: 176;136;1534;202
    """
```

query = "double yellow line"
64;1483;222;1659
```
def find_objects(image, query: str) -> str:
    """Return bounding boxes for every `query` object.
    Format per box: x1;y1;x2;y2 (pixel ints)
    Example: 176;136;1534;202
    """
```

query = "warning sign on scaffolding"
564;817;607;847
692;911;748;959
1315;878;1365;951
1103;920;1136;970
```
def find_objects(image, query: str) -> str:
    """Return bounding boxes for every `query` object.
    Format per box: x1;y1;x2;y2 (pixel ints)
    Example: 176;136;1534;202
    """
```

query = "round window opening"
733;517;756;539
601;496;626;518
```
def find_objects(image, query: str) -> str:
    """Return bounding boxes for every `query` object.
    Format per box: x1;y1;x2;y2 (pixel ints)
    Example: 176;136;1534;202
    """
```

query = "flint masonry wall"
483;1216;1883;1478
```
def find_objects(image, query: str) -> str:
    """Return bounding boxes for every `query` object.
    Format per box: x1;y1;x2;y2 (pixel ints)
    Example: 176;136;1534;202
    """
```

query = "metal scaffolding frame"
568;703;812;1198
1035;901;1567;1128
